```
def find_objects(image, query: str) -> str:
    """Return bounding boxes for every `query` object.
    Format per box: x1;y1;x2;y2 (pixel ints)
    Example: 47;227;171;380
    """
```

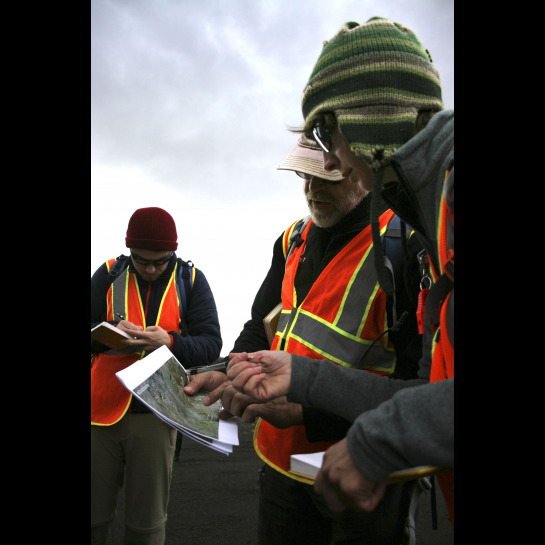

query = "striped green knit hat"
301;17;443;169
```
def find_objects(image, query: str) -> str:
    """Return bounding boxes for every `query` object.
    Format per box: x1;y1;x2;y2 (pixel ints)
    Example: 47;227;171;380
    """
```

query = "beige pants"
91;413;176;545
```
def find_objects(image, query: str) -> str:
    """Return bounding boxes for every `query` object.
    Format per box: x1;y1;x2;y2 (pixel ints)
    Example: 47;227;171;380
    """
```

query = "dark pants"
258;465;413;545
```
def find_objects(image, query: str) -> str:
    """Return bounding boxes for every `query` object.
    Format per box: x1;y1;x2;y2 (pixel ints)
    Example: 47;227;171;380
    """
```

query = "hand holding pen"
116;313;144;332
185;354;256;378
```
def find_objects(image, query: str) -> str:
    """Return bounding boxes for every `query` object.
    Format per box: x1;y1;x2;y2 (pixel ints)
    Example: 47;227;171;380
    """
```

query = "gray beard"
306;190;366;228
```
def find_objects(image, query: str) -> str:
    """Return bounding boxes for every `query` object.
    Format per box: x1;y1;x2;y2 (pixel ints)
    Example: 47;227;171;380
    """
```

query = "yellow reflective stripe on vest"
111;265;183;330
257;211;398;480
282;221;296;259
105;268;145;357
110;267;144;326
92;263;183;425
436;172;448;276
284;308;395;371
157;263;178;327
253;421;316;485
332;243;378;336
273;211;396;372
335;242;373;328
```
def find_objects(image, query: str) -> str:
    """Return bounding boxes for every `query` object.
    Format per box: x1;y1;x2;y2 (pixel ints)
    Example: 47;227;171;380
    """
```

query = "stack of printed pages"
116;345;238;454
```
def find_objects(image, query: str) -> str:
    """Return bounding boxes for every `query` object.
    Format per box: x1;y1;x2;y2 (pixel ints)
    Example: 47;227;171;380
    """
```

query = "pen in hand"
186;354;255;376
115;313;143;335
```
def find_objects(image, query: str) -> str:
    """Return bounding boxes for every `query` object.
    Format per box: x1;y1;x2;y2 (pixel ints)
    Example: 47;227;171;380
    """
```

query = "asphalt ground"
108;421;454;544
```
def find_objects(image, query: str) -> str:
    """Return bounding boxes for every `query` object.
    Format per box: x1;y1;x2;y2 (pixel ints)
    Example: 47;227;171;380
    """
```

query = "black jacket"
91;253;222;412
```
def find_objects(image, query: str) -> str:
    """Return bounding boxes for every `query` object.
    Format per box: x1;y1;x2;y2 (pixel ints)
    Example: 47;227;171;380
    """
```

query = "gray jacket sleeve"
346;378;454;482
287;311;434;422
287;355;427;422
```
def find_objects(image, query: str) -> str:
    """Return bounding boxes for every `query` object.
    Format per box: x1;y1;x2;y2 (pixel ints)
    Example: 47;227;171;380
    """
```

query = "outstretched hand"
183;371;233;420
226;351;292;402
183;371;229;401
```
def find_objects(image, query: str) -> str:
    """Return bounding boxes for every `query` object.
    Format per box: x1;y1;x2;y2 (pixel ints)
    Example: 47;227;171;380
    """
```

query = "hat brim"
277;140;344;182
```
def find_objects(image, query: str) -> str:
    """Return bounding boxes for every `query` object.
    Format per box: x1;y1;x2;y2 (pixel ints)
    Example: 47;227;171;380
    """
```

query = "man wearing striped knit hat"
298;17;454;527
227;15;454;541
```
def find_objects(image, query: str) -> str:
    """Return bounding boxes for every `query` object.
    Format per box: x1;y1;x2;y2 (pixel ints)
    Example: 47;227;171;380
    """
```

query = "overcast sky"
91;0;454;354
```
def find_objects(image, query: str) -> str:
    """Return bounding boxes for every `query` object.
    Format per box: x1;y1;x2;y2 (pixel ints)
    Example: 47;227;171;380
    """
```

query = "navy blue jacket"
91;253;222;412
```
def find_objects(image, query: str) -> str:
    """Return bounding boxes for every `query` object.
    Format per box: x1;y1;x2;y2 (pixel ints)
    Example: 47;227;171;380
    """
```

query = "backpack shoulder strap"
285;215;312;260
381;215;411;324
382;215;411;272
176;258;194;337
106;254;130;284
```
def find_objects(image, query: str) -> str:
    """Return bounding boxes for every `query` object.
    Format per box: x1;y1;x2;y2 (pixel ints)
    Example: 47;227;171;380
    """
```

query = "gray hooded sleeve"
346;378;454;482
287;331;431;423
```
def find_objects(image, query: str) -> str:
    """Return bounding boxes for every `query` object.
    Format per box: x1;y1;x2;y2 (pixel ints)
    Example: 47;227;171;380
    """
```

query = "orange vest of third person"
429;153;455;523
254;209;398;483
430;156;454;384
90;258;184;426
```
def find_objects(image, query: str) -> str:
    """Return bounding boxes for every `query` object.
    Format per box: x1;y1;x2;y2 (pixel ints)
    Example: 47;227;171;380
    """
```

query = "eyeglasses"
130;250;173;267
312;119;333;153
295;171;342;185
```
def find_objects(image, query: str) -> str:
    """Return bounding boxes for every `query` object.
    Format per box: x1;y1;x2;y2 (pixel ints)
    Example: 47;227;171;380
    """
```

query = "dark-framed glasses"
312;119;333;153
130;250;173;267
295;171;342;185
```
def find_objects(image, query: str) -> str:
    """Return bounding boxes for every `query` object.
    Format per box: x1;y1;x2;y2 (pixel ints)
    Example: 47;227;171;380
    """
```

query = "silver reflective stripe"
275;312;290;338
104;268;140;357
335;246;378;335
111;267;129;321
287;309;394;371
273;219;397;373
111;265;184;324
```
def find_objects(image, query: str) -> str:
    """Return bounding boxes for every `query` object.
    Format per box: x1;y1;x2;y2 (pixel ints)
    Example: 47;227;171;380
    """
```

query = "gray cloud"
91;0;454;199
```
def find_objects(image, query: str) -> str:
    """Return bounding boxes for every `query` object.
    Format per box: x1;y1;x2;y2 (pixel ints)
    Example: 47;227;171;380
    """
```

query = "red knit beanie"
125;207;178;251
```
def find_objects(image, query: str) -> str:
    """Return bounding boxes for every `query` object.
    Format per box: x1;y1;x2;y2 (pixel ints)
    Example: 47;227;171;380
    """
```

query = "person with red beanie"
91;207;222;545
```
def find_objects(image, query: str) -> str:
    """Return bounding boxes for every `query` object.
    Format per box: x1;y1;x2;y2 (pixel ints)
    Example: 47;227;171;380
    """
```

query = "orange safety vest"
255;209;398;483
428;158;454;523
91;258;183;426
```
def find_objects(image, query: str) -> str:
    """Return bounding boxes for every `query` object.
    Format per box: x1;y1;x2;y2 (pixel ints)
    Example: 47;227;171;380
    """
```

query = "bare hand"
99;320;143;350
183;370;230;412
220;384;255;420
118;325;171;352
314;438;388;513
227;351;292;402
117;320;144;332
220;381;304;427
183;371;229;396
241;397;304;428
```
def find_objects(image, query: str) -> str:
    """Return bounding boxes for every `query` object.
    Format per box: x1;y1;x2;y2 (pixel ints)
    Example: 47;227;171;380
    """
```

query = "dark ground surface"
109;421;454;545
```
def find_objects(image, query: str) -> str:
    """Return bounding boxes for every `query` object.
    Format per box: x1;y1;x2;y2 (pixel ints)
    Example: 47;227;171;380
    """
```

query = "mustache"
306;193;332;204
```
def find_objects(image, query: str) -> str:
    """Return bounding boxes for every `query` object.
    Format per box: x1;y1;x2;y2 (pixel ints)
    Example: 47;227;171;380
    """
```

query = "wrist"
289;403;304;426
